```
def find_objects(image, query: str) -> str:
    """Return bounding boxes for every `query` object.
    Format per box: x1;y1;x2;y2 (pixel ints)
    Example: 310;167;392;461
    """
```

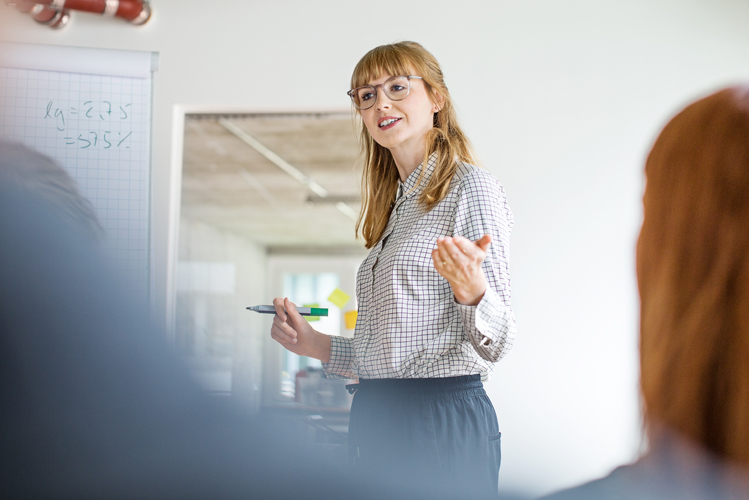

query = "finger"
453;235;488;261
271;326;292;344
271;329;296;346
271;323;297;344
453;235;481;256
273;315;298;340
437;241;467;279
432;249;449;274
441;237;469;266
475;234;492;252
272;313;289;330
272;297;287;322
284;297;303;322
436;238;453;266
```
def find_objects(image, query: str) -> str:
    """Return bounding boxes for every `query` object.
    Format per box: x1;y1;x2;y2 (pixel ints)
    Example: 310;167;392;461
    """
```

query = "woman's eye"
361;92;375;101
390;85;406;92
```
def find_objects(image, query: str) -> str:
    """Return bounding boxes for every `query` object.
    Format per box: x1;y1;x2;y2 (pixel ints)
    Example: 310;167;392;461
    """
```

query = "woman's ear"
433;92;446;113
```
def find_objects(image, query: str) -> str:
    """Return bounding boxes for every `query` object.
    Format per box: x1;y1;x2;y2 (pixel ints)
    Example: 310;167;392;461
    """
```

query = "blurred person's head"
637;86;749;466
0;141;104;241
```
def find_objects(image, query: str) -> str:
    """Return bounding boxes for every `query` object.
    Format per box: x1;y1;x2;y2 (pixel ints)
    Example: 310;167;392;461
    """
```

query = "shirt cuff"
457;287;515;362
322;335;357;379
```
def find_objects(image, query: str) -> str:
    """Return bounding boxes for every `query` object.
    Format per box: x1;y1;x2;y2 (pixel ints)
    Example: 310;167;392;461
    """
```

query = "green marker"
246;305;328;317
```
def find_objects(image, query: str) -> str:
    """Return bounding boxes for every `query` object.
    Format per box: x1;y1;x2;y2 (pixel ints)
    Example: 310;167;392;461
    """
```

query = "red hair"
637;86;749;465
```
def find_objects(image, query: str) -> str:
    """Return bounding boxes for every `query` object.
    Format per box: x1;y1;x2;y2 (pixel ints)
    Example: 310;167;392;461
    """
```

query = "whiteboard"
0;42;158;305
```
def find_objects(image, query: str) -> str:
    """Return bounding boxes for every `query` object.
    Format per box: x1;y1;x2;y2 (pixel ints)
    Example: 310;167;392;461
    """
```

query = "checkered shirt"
323;154;515;380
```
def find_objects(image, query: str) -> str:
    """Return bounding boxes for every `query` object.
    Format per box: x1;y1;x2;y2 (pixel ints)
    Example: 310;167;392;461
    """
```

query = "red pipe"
7;0;151;26
7;0;69;28
37;0;150;24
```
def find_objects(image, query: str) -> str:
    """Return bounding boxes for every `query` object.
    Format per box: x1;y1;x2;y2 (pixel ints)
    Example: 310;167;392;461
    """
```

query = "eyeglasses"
347;75;423;110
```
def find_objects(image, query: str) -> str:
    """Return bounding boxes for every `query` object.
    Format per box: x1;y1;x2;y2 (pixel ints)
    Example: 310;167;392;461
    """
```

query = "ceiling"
181;113;367;252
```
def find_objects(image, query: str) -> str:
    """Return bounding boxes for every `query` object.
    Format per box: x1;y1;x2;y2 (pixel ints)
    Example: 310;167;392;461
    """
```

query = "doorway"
173;111;365;412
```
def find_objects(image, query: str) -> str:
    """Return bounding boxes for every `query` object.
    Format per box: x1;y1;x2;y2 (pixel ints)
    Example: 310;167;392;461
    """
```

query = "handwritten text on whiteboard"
43;100;133;149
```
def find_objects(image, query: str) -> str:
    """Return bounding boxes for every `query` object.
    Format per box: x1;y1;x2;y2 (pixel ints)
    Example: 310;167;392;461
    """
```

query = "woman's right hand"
270;297;331;363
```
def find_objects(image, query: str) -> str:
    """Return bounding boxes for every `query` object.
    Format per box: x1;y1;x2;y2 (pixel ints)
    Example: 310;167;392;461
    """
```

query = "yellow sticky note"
303;303;320;322
344;310;358;330
327;288;351;309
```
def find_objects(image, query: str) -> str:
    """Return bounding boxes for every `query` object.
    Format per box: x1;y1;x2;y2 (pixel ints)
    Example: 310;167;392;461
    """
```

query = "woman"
271;41;516;496
542;87;749;499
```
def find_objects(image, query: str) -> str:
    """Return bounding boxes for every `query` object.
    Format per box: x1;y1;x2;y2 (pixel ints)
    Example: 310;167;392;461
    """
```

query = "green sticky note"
303;303;320;322
327;288;350;309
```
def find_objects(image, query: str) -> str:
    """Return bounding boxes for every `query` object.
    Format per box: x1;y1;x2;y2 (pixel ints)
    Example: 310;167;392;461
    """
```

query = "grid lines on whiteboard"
0;67;151;302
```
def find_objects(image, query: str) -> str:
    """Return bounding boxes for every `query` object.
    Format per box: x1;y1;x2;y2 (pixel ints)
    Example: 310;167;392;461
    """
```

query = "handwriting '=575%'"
65;130;132;149
44;100;133;149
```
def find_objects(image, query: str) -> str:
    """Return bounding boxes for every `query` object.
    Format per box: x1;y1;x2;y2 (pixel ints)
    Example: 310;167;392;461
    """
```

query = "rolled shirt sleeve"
457;287;516;362
322;335;357;379
453;168;516;362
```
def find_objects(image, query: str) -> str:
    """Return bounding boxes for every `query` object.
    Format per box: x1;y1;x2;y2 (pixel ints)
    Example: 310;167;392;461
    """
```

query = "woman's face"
359;72;441;156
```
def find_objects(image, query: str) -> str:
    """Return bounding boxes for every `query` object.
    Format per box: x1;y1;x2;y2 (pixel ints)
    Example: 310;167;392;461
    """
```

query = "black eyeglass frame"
347;75;424;110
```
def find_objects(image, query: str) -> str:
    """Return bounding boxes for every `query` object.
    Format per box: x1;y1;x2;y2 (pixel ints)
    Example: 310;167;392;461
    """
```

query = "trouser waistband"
347;374;482;395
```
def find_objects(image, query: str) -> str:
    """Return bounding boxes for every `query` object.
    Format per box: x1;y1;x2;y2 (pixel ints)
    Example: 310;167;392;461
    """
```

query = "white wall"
3;0;749;495
177;216;267;411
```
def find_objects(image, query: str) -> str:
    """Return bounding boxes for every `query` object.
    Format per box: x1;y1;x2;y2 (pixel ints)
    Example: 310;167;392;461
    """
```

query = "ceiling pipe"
6;0;69;28
5;0;151;27
218;118;359;221
31;4;69;27
334;202;358;221
306;194;362;205
218;118;329;199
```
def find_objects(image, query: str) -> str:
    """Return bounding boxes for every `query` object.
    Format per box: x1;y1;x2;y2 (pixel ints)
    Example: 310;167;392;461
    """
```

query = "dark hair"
0;141;104;241
637;86;749;466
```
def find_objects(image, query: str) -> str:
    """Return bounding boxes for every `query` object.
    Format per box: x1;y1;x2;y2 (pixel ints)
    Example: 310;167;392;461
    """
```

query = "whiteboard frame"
0;42;159;308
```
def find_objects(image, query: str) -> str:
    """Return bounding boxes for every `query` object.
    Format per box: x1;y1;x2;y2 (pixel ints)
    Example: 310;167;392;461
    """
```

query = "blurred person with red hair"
542;87;749;499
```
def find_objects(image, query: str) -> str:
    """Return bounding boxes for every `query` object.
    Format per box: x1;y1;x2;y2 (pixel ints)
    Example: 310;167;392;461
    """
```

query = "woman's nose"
376;94;392;111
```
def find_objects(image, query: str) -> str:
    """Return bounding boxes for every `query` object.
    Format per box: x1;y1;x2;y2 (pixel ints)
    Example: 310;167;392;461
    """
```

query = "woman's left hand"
432;234;492;306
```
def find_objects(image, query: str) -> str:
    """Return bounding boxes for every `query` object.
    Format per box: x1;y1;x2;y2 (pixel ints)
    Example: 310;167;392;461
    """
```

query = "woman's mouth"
378;117;401;129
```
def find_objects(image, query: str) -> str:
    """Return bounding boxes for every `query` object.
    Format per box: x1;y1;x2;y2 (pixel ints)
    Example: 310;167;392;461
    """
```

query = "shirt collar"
396;151;438;200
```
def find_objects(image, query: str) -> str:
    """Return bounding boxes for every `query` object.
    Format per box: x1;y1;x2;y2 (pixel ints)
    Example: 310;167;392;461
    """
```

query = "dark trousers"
347;375;501;498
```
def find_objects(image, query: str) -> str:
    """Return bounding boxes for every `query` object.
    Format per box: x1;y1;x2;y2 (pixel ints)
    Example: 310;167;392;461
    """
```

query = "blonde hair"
637;86;749;466
351;41;478;248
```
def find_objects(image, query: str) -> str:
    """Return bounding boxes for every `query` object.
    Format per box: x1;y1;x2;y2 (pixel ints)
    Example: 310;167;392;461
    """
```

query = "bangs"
351;46;414;89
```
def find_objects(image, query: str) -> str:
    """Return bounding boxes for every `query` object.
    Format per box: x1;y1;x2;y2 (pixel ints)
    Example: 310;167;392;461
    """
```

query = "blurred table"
260;403;350;465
